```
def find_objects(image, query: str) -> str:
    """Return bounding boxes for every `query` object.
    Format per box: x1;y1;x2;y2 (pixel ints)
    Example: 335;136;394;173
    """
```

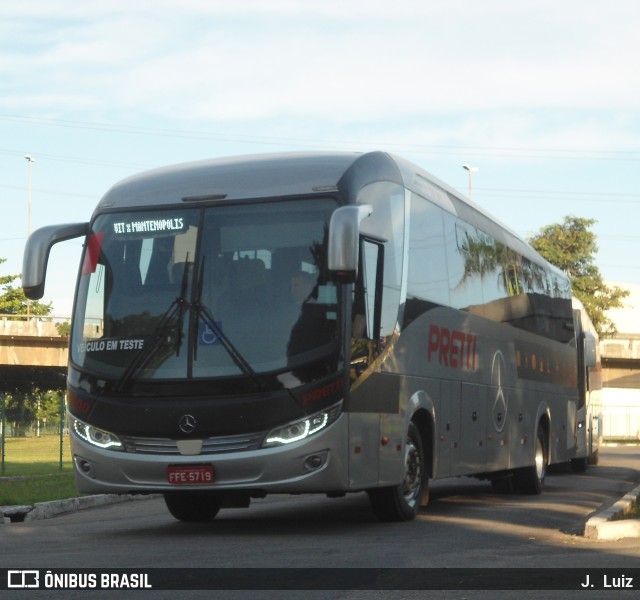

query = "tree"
0;366;66;436
1;258;59;435
0;258;52;315
1;388;65;437
529;216;628;337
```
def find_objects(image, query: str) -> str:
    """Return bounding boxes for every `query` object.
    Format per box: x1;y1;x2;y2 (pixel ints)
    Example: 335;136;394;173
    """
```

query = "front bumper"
70;414;350;495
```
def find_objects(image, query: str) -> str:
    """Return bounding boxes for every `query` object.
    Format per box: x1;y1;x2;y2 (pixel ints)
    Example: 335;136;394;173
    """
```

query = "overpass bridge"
2;315;639;390
0;315;70;368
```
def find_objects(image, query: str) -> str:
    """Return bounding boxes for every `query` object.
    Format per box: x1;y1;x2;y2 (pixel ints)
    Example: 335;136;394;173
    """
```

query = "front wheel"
368;422;429;522
163;491;223;522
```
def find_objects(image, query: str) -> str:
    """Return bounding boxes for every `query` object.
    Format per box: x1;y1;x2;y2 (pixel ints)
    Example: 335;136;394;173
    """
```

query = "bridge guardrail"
0;314;71;338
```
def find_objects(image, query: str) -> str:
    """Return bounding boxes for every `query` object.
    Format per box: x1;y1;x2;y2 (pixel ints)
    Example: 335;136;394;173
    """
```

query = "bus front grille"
120;432;265;455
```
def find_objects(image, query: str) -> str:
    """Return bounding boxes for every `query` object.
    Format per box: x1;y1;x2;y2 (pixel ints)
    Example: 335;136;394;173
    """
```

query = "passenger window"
362;239;382;340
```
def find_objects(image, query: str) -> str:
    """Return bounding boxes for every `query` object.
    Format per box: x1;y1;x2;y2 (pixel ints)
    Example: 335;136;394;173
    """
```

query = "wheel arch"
411;408;434;479
536;406;551;465
406;390;435;476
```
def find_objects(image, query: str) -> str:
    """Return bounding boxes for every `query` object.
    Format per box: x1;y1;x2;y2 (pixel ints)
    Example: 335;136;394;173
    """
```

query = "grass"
1;435;80;506
1;435;72;474
0;473;79;506
622;499;640;519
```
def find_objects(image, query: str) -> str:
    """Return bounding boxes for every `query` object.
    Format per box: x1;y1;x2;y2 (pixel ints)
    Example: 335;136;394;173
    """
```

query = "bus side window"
363;239;382;340
353;238;383;340
350;238;384;380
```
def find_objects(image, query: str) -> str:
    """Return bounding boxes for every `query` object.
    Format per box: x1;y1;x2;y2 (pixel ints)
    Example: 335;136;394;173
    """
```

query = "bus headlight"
71;417;124;451
262;402;342;448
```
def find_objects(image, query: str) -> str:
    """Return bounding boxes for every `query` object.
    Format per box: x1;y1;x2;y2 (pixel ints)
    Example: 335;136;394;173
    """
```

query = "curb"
1;494;155;524
583;483;640;540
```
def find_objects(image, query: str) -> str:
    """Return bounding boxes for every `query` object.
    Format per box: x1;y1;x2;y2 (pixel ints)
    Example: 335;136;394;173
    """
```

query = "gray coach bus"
23;151;589;522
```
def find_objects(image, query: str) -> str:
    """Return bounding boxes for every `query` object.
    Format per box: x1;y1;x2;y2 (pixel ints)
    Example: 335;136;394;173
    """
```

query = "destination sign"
112;217;186;235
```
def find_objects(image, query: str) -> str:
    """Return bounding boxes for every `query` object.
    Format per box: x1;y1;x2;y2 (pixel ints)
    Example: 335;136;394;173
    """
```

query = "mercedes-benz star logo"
491;350;507;433
179;414;197;434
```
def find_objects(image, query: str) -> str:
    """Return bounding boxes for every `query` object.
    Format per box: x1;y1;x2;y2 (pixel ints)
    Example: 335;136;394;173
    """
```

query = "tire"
368;422;429;522
570;456;588;473
513;426;547;495
491;475;515;494
163;491;223;522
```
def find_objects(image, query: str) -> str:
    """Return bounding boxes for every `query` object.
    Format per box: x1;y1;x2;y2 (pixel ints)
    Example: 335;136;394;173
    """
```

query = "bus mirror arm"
22;222;89;300
327;204;373;283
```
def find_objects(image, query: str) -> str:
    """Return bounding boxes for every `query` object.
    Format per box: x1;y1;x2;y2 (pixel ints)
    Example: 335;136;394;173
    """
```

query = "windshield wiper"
114;263;191;392
174;257;191;357
191;257;256;378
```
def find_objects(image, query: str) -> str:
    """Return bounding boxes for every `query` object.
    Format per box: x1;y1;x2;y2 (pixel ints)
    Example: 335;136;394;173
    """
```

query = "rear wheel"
163;491;223;522
490;475;515;494
513;426;547;495
570;456;588;473
368;422;429;522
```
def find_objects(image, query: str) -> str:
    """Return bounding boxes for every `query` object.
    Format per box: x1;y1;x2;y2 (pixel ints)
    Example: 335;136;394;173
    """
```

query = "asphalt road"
1;445;639;600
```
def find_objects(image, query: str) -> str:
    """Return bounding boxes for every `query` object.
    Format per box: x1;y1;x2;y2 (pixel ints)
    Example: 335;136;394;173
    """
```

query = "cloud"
2;0;640;140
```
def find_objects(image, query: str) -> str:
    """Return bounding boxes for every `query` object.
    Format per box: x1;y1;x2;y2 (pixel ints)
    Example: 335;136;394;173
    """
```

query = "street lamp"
25;155;35;318
463;164;479;200
25;155;35;236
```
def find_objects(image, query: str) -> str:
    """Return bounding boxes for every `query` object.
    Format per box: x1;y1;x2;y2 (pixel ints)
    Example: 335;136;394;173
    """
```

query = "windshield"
71;199;340;382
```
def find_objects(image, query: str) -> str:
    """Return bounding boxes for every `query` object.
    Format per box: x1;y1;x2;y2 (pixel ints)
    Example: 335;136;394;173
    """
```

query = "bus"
23;151;585;522
571;297;603;471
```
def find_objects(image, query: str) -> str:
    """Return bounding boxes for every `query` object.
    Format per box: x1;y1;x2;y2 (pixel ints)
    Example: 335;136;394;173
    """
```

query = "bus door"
573;307;593;460
438;379;461;477
347;238;384;488
573;309;587;412
348;235;407;488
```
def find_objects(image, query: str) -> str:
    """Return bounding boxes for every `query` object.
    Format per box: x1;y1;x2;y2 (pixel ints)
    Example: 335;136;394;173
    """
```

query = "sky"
1;0;640;317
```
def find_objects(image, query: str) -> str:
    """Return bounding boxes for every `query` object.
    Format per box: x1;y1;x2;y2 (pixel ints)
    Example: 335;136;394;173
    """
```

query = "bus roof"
97;152;362;211
96;150;564;280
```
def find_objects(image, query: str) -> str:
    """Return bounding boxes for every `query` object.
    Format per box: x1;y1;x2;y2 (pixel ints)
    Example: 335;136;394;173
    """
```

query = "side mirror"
327;205;372;283
584;331;598;369
22;223;89;299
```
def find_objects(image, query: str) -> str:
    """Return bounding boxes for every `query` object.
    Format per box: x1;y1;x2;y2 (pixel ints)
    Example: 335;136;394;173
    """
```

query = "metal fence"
603;404;640;441
0;392;68;475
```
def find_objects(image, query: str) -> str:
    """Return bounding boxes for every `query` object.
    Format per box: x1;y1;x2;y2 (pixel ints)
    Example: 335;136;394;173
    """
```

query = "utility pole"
25;155;35;318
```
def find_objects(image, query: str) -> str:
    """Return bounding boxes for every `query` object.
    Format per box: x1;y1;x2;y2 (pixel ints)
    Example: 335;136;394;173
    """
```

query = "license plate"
167;465;215;485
